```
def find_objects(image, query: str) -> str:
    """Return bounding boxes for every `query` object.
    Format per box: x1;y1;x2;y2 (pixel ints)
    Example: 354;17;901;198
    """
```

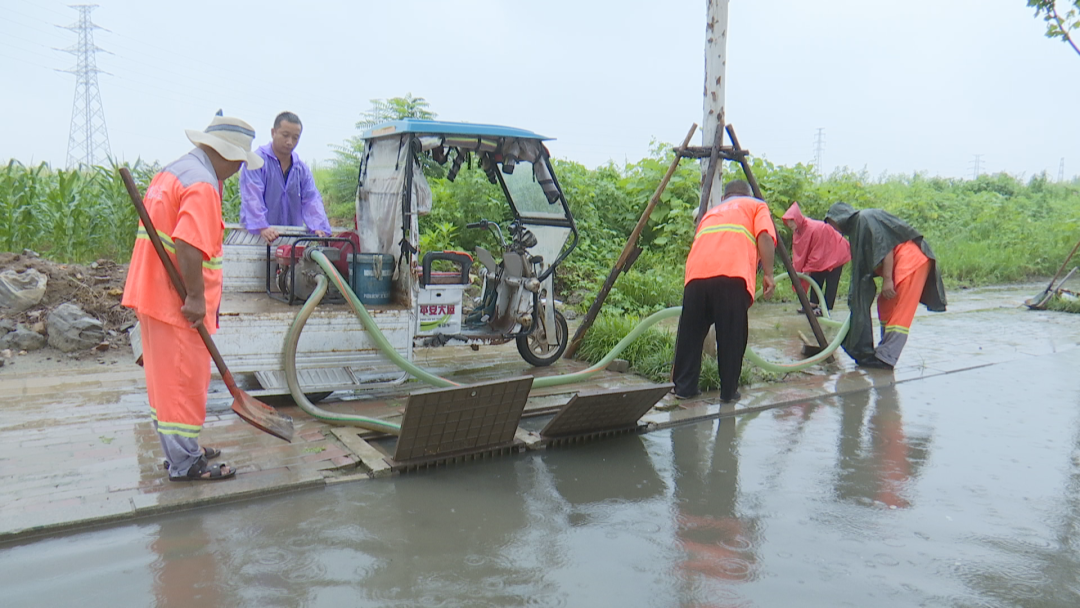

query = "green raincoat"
825;203;947;363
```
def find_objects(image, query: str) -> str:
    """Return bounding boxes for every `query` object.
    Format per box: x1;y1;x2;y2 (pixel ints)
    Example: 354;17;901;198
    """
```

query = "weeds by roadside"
575;314;780;392
1044;293;1080;314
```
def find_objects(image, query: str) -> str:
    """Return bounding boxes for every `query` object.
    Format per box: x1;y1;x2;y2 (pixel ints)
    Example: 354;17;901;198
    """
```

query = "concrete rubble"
46;303;106;353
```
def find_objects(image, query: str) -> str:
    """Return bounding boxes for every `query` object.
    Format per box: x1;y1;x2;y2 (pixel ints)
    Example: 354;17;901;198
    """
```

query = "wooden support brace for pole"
564;123;699;359
725;125;830;351
695;121;726;228
679;146;745;161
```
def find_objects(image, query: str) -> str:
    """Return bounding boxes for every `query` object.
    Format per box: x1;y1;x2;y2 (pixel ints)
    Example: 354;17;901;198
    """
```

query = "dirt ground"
0;252;134;367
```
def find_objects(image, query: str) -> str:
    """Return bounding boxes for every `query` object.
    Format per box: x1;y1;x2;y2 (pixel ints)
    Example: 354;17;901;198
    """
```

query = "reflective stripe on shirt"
136;226;224;270
695;223;757;245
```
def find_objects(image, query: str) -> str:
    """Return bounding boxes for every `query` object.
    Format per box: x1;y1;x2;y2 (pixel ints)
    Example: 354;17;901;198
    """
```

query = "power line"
59;5;111;168
0;49;57;71
1059;158;1066;183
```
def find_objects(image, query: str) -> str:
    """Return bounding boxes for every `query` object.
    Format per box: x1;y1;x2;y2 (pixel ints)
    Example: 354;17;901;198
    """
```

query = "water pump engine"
275;244;340;301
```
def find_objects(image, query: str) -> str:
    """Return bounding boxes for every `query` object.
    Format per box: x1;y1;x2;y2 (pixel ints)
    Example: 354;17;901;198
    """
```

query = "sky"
1;0;1077;180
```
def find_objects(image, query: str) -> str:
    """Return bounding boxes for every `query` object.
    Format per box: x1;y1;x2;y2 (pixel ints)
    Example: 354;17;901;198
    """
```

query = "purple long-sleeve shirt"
239;143;332;235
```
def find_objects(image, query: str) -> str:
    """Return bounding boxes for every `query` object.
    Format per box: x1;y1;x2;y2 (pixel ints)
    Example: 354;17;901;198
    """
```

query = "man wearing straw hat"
123;113;263;481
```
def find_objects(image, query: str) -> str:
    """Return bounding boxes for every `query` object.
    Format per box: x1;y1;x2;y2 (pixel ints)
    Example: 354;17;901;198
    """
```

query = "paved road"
2;284;1078;543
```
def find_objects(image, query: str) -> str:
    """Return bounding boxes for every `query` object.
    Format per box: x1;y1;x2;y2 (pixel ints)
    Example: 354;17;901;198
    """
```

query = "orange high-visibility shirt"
122;149;225;332
685;196;777;302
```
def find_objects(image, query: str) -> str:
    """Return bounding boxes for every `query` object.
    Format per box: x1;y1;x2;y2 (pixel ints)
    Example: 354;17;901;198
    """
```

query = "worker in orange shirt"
122;114;264;481
672;180;776;403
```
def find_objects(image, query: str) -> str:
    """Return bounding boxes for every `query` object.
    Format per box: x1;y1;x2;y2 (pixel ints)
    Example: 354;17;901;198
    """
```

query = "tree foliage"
5;97;1079;322
415;144;1080;317
357;94;435;129
323;94;438;217
1028;0;1080;58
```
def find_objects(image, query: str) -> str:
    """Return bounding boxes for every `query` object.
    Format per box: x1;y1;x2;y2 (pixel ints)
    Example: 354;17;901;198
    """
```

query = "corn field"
0;161;241;264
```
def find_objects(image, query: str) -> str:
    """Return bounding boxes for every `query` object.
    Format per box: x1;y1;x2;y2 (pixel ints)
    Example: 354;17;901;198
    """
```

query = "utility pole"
59;4;111;168
812;128;825;176
1059;158;1066;183
970;154;983;179
701;0;729;209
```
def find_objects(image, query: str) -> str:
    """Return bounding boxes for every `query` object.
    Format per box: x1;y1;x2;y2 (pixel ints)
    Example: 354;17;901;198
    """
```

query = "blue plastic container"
348;253;394;305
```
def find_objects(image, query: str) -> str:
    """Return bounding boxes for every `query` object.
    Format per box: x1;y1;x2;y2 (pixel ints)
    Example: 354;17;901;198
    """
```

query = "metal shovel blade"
1026;267;1078;310
231;390;294;443
1024;292;1052;310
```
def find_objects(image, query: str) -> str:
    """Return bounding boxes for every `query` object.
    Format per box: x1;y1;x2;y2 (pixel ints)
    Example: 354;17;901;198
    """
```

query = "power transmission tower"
1060;158;1066;183
812;128;825;175
970;154;983;179
59;4;111;168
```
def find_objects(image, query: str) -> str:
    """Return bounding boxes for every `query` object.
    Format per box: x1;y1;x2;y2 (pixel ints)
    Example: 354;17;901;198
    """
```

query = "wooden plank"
330;427;393;478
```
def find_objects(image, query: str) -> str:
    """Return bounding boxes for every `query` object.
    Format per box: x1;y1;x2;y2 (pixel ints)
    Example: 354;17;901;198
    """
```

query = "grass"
575;314;780;392
1044;293;1080;314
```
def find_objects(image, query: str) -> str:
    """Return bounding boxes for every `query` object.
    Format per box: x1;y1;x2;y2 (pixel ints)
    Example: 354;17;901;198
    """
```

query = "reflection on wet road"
3;349;1080;606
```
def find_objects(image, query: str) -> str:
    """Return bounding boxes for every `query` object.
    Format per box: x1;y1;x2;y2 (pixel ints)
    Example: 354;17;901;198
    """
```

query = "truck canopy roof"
361;119;551;141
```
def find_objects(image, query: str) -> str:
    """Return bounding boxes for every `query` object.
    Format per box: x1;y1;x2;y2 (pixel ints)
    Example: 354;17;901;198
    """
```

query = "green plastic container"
348;253;394;305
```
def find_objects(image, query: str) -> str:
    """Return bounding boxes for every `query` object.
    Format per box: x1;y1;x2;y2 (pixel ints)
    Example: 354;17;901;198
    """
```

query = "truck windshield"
502;161;565;220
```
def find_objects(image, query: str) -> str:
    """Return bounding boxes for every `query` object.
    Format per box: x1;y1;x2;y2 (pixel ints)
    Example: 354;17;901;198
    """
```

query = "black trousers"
809;265;843;311
672;276;751;400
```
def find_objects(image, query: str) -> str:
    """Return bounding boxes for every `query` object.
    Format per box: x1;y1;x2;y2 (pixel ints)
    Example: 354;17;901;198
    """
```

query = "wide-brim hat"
185;115;264;170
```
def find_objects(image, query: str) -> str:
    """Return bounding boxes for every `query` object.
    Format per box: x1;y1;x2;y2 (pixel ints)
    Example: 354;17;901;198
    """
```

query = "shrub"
575;314;780;391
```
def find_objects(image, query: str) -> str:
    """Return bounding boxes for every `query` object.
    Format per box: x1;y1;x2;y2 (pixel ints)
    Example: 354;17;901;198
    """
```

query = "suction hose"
284;272;403;435
288;251;850;428
302;250;681;391
743;273;850;372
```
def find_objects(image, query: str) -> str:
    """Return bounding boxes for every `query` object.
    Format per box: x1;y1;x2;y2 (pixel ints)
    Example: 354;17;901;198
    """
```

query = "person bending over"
825;202;946;369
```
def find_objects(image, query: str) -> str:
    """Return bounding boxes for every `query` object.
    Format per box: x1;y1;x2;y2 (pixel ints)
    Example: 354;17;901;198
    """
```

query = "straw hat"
185;114;264;169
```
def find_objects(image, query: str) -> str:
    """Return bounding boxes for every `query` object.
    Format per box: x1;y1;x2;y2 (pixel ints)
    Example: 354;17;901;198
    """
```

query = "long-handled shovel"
1026;236;1080;310
119;168;294;442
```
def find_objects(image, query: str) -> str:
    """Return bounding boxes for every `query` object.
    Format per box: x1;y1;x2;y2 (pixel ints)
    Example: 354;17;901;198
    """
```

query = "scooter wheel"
516;310;568;367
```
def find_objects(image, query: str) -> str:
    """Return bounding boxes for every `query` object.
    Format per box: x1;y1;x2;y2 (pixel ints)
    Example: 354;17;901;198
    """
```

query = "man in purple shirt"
240;111;332;242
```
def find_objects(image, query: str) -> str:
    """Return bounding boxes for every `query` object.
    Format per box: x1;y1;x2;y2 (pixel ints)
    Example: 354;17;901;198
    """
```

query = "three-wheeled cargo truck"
135;119;579;400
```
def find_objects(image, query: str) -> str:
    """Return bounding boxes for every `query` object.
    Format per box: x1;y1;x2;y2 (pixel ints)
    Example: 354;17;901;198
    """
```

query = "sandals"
161;446;221;471
169;455;235;482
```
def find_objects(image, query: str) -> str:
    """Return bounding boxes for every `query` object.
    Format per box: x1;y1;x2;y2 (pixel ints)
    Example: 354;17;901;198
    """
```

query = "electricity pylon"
59;4;111;168
813;128;825;175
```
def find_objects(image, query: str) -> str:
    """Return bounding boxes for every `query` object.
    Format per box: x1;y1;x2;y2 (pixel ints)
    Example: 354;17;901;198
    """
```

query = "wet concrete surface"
2;284;1080;603
2;341;1080;605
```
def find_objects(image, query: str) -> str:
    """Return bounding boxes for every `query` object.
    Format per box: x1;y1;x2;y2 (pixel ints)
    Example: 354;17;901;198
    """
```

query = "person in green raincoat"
825;203;946;369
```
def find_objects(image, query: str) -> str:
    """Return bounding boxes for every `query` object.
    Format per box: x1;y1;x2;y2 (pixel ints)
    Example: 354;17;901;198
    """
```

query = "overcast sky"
1;0;1077;180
